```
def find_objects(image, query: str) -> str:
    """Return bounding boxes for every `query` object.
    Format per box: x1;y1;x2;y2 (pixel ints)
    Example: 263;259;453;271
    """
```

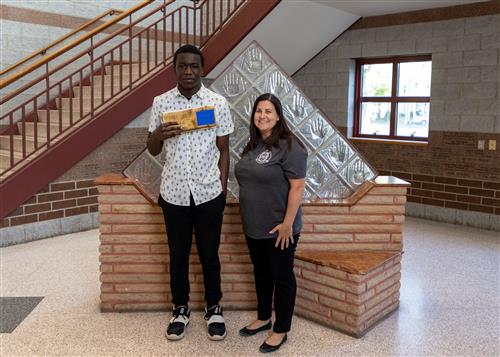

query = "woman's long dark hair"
242;93;304;155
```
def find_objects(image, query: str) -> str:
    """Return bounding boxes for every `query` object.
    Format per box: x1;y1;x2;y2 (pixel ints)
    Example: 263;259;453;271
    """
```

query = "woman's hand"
270;222;294;250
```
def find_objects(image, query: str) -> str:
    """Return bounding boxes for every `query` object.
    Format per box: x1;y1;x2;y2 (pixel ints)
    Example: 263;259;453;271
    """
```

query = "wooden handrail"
0;0;156;89
0;8;123;78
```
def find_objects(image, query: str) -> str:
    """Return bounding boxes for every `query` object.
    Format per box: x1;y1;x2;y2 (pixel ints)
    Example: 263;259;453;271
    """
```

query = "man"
147;44;233;341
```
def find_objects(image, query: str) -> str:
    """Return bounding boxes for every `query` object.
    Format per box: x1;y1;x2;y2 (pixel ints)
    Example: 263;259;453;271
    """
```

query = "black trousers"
158;193;225;308
245;234;299;333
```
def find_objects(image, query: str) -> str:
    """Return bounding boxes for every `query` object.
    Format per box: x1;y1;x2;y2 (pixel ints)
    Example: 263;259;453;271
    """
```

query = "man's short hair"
173;44;204;67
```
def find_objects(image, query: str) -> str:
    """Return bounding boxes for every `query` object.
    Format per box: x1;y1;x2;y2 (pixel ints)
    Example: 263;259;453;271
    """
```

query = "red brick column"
96;174;409;312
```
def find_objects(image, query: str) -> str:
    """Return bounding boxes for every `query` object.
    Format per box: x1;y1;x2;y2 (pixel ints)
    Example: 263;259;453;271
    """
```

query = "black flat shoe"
259;334;287;353
239;321;272;337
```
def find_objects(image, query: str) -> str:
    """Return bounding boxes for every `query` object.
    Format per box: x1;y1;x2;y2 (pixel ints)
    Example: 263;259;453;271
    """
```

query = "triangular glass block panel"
209;41;376;201
123;41;376;203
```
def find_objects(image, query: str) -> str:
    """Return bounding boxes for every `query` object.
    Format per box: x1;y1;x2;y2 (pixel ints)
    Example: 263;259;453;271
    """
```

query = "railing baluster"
184;7;188;45
219;0;222;32
163;8;167;63
179;8;182;46
21;106;26;158
119;47;123;90
33;97;38;150
171;14;174;55
139;32;143;78
101;57;105;104
79;70;83;120
154;23;158;67
111;52;115;97
58;83;62;134
129;15;133;90
199;3;203;46
69;77;73;126
90;37;95;115
193;4;197;47
45;63;50;148
9;113;14;168
147;27;150;72
212;0;215;33
206;1;209;42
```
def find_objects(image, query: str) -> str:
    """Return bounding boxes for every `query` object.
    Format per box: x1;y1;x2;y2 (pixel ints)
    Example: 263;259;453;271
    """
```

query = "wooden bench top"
295;251;401;275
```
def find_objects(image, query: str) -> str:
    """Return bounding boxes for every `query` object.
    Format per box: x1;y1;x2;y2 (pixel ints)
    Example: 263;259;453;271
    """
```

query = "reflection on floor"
0;217;498;356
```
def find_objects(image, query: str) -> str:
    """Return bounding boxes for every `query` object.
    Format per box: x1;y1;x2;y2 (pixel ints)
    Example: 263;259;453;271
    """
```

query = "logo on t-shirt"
256;150;272;164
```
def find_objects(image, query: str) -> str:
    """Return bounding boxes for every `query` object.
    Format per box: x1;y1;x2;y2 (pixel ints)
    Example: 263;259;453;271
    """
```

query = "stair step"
0;135;46;152
73;86;115;99
0;149;23;169
104;62;157;74
59;97;107;111
91;73;139;85
18;122;68;138
37;110;84;124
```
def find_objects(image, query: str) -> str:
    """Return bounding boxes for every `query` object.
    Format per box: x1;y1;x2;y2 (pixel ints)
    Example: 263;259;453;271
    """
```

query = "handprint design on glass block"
305;155;329;195
297;113;334;151
232;88;259;120
283;90;314;127
229;111;250;157
211;67;250;102
255;66;292;99
339;156;376;188
234;44;272;81
318;134;354;170
123;149;163;202
317;175;353;200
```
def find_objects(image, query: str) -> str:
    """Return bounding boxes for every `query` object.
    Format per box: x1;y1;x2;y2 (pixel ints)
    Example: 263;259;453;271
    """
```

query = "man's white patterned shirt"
148;85;233;206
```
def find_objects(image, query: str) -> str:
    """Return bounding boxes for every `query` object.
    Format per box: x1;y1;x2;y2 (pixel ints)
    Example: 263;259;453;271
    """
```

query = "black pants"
245;234;299;333
158;193;225;308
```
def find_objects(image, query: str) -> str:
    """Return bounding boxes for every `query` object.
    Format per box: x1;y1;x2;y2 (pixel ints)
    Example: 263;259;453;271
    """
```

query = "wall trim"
0;212;98;247
351;0;499;29
406;202;500;231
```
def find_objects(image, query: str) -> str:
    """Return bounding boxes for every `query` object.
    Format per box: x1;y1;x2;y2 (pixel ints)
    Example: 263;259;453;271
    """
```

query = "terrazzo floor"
0;217;498;356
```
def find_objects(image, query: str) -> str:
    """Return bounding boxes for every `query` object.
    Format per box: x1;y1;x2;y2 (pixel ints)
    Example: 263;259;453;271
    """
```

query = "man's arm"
216;135;230;196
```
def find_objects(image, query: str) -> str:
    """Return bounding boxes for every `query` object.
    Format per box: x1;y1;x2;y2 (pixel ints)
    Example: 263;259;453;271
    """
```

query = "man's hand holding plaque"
151;121;183;142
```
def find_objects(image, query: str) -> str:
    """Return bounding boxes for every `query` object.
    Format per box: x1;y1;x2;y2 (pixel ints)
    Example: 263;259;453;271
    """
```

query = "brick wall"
1;179;98;228
293;12;500;222
96;174;408;312
0;127;147;231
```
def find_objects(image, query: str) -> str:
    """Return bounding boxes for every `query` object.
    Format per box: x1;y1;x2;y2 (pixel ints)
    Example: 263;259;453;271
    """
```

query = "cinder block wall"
293;10;500;230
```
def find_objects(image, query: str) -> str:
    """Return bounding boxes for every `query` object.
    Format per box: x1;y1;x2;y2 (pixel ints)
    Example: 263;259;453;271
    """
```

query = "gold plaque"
162;105;217;131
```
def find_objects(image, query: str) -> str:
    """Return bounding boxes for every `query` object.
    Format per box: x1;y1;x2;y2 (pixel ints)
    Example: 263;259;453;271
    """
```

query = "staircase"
0;0;281;218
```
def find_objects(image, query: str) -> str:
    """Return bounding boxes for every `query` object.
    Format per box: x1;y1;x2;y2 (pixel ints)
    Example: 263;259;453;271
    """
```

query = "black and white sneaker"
165;305;190;340
204;305;226;340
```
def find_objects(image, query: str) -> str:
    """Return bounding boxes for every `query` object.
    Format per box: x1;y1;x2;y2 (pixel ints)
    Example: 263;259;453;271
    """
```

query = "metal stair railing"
0;0;246;178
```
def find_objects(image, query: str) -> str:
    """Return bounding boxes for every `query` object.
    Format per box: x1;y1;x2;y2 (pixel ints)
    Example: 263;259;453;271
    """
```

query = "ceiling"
312;0;488;17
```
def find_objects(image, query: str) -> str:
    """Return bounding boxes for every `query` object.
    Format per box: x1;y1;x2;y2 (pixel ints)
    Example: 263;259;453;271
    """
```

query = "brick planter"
96;173;408;336
294;251;402;337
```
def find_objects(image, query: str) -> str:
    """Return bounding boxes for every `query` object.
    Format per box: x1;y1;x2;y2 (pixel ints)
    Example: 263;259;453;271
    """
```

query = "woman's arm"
270;178;305;249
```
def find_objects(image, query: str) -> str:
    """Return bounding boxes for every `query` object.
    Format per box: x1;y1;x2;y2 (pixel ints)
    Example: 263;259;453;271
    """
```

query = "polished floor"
1;217;499;356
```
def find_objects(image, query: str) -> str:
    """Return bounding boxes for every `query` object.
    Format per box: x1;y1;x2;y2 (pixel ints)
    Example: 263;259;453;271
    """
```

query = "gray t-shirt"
235;138;308;239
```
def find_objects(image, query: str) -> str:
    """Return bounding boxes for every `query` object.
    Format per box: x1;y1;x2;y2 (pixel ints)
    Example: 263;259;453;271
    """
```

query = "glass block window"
354;55;432;141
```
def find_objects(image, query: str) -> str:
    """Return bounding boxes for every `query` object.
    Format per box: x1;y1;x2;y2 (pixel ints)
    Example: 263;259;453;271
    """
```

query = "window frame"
353;55;432;142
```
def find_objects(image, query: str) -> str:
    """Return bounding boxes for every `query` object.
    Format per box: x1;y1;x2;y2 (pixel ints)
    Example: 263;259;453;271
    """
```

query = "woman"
235;93;307;353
